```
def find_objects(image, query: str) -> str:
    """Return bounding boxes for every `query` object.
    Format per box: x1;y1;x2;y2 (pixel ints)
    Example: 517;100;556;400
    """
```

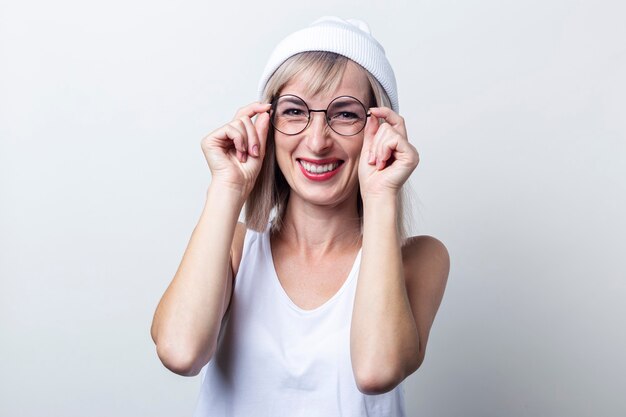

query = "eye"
275;100;308;118
331;111;359;120
282;108;307;117
328;111;361;123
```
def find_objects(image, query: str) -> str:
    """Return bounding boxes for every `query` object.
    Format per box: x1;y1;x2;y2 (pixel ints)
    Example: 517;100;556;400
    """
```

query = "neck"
275;192;362;256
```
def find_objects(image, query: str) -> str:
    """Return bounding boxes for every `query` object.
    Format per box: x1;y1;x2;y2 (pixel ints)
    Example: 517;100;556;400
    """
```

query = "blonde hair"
245;51;409;240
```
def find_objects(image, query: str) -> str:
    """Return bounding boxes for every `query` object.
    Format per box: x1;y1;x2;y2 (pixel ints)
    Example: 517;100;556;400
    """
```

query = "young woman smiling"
151;16;450;416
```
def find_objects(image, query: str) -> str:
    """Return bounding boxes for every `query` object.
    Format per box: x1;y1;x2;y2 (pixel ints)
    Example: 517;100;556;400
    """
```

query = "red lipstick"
297;158;344;182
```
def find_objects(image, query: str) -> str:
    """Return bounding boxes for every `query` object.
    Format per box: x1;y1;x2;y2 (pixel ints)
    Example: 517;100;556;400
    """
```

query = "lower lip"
298;161;343;181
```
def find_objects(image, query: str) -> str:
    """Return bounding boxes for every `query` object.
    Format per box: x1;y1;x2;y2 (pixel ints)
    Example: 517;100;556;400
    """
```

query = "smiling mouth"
297;159;344;174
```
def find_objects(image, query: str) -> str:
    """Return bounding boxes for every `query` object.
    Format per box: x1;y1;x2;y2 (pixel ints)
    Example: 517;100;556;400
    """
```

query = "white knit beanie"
258;16;399;112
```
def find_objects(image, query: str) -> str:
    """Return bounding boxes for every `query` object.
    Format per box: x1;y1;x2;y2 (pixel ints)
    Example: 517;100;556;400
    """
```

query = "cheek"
349;137;365;159
273;139;296;173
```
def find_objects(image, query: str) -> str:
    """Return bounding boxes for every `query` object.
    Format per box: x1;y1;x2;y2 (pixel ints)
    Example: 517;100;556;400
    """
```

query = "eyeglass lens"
271;95;368;136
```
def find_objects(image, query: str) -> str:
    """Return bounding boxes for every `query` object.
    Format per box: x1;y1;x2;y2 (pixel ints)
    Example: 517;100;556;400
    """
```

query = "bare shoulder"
401;235;450;284
231;222;248;278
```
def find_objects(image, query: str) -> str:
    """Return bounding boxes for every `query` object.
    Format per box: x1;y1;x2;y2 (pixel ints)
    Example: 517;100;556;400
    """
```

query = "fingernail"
368;151;375;164
252;145;259;156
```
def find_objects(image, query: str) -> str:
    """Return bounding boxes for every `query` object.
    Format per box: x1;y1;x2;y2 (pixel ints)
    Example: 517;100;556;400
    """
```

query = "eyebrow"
329;100;362;109
280;96;307;106
278;95;366;109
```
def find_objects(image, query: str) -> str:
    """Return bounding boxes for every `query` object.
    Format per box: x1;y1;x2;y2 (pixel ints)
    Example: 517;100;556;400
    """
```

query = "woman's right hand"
201;102;271;201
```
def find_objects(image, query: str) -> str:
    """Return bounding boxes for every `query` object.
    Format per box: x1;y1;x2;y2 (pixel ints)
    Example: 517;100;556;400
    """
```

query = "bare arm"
150;102;270;376
351;107;449;393
351;196;449;393
150;188;244;376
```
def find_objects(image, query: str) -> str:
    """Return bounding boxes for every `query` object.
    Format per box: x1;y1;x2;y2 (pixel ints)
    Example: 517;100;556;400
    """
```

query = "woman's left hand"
358;107;420;198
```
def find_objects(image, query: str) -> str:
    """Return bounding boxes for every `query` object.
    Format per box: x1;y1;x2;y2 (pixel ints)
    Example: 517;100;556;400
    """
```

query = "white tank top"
192;226;406;417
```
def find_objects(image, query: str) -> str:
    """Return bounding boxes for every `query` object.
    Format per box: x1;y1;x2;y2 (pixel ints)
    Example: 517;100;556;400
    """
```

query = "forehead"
280;61;371;107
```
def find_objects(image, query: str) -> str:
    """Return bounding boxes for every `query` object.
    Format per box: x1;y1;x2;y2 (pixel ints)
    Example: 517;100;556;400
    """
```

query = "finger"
240;116;260;158
253;112;270;158
223;123;248;162
373;123;391;168
403;142;420;168
232;120;249;161
234;102;272;120
210;124;245;149
376;138;397;169
376;132;399;170
377;129;420;170
369;107;407;137
363;112;380;164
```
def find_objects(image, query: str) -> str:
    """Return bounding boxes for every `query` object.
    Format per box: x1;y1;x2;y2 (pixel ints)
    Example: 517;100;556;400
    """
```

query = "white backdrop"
1;0;625;416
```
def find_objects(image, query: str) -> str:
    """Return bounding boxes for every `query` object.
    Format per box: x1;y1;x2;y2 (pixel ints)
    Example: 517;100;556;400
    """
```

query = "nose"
305;111;332;153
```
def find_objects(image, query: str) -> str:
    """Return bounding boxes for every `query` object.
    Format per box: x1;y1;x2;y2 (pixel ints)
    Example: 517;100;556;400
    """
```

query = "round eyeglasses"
269;94;371;136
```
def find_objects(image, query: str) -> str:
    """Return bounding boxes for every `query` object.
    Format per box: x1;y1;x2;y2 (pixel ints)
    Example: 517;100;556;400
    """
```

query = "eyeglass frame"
267;94;372;137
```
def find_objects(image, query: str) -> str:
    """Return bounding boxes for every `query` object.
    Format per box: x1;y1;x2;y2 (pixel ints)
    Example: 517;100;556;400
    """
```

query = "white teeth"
300;160;340;174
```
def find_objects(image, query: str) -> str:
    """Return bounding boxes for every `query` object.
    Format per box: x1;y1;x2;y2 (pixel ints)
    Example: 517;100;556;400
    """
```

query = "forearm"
350;194;420;392
151;184;243;375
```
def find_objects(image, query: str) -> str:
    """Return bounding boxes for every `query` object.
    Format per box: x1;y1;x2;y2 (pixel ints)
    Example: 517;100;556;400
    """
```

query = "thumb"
254;112;271;157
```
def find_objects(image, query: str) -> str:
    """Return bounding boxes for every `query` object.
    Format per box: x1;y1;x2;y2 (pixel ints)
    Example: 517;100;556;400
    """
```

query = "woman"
151;16;449;416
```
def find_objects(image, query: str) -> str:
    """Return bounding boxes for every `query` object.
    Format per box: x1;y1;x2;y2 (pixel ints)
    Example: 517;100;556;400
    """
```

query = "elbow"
353;353;424;395
355;376;397;395
155;342;210;377
354;366;404;395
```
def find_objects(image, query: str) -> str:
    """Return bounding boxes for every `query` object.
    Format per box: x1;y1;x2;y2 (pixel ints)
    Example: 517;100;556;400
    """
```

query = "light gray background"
1;0;625;416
